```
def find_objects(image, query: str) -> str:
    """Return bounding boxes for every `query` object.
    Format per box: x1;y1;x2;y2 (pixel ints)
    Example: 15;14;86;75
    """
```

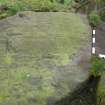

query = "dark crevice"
51;75;101;105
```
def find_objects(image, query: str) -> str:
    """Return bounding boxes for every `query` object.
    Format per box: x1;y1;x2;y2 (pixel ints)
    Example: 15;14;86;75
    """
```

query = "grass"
90;55;105;77
0;12;90;105
0;0;68;19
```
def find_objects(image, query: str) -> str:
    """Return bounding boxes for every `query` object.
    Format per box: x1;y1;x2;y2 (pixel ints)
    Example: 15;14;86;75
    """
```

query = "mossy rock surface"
0;11;91;105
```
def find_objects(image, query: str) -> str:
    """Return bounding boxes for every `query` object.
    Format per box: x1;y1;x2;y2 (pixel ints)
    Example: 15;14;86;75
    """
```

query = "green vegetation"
74;0;105;22
89;11;102;27
56;0;75;5
0;0;76;19
91;55;105;105
0;0;61;19
91;55;105;77
0;12;90;105
0;0;104;20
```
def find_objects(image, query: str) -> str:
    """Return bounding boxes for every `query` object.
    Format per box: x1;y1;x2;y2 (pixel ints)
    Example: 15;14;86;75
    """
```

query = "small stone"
27;74;30;77
80;99;82;103
90;88;93;92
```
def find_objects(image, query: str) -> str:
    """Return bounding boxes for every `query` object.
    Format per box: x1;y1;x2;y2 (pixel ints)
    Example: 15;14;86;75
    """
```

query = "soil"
96;22;105;54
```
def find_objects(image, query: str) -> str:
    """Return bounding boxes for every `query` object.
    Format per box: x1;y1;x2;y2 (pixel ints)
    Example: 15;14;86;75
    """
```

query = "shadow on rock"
53;75;101;105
